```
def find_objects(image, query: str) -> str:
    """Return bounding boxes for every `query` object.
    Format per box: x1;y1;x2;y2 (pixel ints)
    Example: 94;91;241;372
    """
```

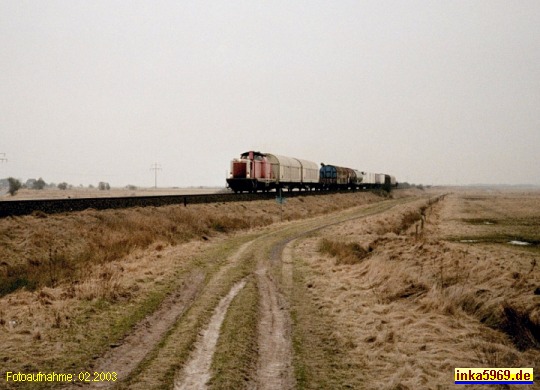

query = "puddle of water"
508;240;531;246
462;218;498;225
453;236;539;248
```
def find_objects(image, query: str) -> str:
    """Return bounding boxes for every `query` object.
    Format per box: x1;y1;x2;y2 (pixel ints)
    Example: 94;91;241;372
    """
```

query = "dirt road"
106;196;419;389
14;190;536;390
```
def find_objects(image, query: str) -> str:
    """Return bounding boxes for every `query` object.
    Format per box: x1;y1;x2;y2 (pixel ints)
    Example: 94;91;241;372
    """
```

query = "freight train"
226;151;397;193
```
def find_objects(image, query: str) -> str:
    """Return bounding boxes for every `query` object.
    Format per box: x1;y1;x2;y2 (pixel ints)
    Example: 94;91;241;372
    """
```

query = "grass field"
289;190;539;388
0;186;224;200
0;187;538;389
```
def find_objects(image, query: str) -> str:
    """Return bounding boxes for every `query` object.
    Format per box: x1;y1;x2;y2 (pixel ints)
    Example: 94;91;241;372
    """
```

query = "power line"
150;162;162;189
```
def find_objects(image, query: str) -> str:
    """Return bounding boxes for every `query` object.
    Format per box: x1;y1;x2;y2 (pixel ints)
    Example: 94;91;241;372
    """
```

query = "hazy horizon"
1;1;539;188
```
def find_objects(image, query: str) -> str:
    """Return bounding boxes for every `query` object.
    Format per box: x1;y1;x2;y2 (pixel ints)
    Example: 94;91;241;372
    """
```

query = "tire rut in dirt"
255;267;296;390
254;199;417;389
69;269;206;389
174;279;247;390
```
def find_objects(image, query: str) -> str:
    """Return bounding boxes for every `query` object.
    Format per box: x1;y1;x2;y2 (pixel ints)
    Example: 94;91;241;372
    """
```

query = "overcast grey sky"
1;0;539;187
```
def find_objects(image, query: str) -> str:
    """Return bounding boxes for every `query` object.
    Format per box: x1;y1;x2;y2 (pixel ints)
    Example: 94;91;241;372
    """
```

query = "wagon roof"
265;153;302;168
293;158;319;170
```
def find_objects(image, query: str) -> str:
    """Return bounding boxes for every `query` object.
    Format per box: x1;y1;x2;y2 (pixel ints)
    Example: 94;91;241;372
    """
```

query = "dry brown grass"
290;190;540;389
0;239;215;389
1;190;412;388
2;187;534;389
318;238;369;265
0;191;393;297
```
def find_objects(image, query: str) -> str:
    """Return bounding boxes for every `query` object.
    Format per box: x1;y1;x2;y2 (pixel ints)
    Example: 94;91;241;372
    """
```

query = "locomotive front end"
226;151;272;193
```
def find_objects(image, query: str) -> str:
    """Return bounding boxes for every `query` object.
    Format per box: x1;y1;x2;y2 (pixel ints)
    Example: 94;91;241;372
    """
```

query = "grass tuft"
318;238;369;265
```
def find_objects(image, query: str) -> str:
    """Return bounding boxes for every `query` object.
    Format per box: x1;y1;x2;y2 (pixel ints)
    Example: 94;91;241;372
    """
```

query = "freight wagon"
319;164;356;190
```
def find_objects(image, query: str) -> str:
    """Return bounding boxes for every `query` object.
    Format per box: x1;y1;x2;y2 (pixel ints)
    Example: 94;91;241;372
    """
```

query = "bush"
33;178;46;190
7;177;21;196
58;182;68;190
98;182;110;190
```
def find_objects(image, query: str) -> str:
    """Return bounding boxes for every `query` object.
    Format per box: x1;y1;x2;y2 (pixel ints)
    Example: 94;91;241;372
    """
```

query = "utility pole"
150;162;161;189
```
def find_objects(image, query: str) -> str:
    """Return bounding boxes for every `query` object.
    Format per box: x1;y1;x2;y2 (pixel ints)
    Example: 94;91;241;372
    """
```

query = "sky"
1;0;539;187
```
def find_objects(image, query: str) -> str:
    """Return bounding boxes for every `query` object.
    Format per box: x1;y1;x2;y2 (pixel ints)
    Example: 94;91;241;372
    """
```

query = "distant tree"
57;182;68;190
88;184;94;189
24;179;36;189
33;177;46;190
98;182;110;190
126;184;137;191
8;177;22;196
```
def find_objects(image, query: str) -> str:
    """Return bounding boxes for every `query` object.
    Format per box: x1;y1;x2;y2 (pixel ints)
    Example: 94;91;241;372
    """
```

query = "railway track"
0;189;379;218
